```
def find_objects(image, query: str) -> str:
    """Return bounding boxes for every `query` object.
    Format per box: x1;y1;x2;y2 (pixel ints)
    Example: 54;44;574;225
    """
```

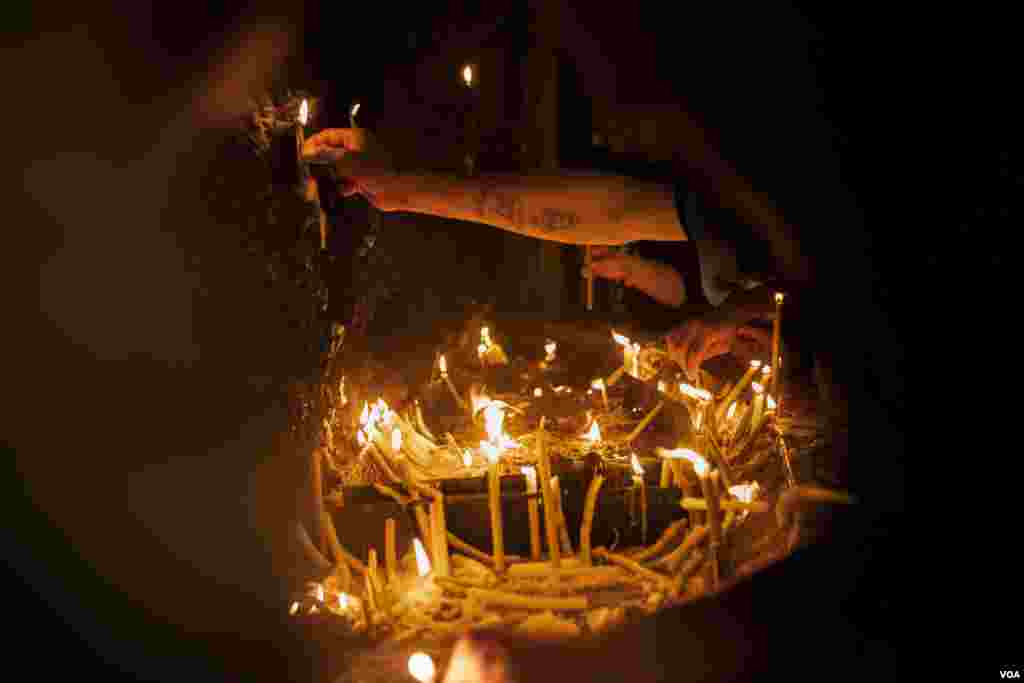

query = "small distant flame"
726;402;737;420
679;383;712;402
767;395;777;410
521;465;538;493
477;343;488;359
630;453;644;477
339;377;347;406
751;382;765;395
584;417;602;443
774;292;785;305
591;378;605;390
612;330;631;347
761;365;772;377
356;429;367;447
360;402;370;426
289;601;300;616
462;449;473;467
729;482;761;504
533;387;543;397
481;326;492;347
462;64;475;87
554;385;572;394
658;380;667;393
408;652;437;683
338;593;350;610
413;538;431;577
750;360;763;369
316;583;325;602
544;340;557;362
439;354;448;376
350;102;361;120
693;410;703;432
392;427;403;452
298;99;309;126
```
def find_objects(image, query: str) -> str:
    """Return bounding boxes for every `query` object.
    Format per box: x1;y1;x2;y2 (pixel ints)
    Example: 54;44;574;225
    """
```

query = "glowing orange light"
408;652;436;683
544;340;557;362
392;427;402;452
767;395;777;410
750;360;763;369
339;376;347;406
462;449;473;467
584;417;602;443
612;330;631;347
591;378;605;390
413;538;431;577
630;453;644;477
761;365;772;378
462;64;474;87
298;99;309;126
729;482;761;504
533;387;543;397
751;382;765;395
289;601;300;616
439;354;448;376
338;592;350;610
774;292;785;305
658;380;668;393
315;583;324;602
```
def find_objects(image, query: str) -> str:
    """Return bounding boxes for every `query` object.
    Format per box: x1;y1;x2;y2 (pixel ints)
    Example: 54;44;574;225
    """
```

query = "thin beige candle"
430;495;450;577
311;448;327;554
660;458;673;488
701;470;722;592
584;245;594;310
716;360;762;425
750;381;766;432
483;444;506;573
468;588;588;611
367;548;384;596
438;355;469;412
630;453;648;544
579;474;605;565
771;292;784;400
522;466;542;561
384;518;398;585
550;475;574;555
534;422;562;569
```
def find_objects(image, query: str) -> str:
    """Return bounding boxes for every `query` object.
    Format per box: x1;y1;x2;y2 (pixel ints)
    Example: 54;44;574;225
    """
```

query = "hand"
302;128;414;211
666;311;772;379
585;247;686;307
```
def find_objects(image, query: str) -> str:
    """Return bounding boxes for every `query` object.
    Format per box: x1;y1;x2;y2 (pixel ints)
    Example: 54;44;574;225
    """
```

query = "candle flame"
661;448;709;477
413;538;431;577
591;378;605;390
392;427;402;452
289;601;300;616
658;380;667;393
462;64;474;87
477;343;488;359
462;449;473;467
316;583;324;602
728;482;761;504
544;340;557;361
298;99;309;126
679;383;712;402
533;387;543;397
350;102;360;119
584;417;602;442
521;465;538;492
339;376;347;406
774;292;785;305
554;385;572;394
750;360;763;369
439;354;448;376
751;382;764;395
408;652;437;683
767;395;777;410
356;429;367;447
338;593;350;610
483;402;505;443
360;401;370;426
631;453;644;476
611;330;631;347
481;326;491;347
761;365;772;377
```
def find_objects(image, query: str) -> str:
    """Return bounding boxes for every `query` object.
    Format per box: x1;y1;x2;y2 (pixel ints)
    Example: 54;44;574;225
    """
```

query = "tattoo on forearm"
473;186;579;234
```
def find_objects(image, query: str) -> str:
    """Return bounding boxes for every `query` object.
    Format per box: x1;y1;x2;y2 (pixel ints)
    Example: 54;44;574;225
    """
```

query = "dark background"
2;0;928;680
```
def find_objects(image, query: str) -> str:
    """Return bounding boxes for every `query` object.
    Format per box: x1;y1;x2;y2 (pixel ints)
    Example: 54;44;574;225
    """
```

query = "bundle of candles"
293;297;855;661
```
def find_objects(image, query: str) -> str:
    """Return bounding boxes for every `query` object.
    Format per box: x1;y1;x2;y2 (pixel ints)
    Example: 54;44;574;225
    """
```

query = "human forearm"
395;172;686;246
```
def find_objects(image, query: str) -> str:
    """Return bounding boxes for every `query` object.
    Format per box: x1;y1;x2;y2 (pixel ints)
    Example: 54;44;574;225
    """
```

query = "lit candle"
534;424;561;570
771;292;784;403
579;473;605;566
544;339;557;364
438;354;469;412
750;382;766;432
482;441;506;573
592;378;609;411
522;466;542;560
550;475;573;555
349;101;361;129
716;360;762;425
